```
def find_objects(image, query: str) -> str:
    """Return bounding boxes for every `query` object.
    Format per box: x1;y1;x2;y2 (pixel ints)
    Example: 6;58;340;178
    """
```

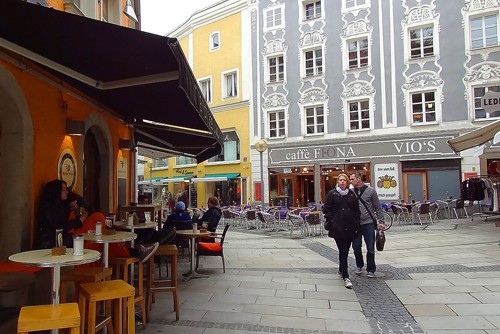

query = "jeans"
334;237;353;279
352;223;376;273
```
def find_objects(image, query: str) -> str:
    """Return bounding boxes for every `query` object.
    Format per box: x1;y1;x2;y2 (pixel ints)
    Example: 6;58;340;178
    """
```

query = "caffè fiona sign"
269;136;455;164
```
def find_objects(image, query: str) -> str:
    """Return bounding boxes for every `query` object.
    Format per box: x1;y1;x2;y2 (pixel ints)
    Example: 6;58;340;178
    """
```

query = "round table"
9;248;101;304
83;231;136;268
175;229;211;281
113;220;157;247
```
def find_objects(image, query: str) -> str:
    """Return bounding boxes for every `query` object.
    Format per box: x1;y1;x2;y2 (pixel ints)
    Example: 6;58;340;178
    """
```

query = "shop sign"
269;136;456;164
481;91;500;114
117;157;127;179
57;148;77;190
373;163;400;201
174;168;195;175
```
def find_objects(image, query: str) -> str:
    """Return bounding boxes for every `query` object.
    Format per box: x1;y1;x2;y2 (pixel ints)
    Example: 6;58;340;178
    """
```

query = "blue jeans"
352;223;376;273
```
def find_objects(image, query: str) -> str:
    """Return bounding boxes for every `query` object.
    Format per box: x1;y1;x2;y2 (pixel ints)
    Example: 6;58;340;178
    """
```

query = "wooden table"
175;229;211;281
9;248;100;304
119;204;162;228
83;231;136;268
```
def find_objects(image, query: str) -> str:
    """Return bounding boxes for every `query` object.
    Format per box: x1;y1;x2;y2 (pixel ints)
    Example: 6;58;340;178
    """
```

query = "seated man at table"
198;196;222;232
163;201;192;230
67;193;158;263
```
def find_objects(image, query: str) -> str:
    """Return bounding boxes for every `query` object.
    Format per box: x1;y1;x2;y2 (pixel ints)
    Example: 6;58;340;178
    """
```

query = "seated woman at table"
36;179;82;249
67;193;158;263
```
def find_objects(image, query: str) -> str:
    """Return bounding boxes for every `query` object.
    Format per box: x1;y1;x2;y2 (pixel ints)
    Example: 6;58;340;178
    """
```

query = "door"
403;172;427;202
278;176;293;207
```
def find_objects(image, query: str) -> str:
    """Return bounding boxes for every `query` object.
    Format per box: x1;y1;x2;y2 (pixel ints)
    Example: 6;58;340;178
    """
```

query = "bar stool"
78;279;135;334
109;256;147;328
17;302;80;333
146;244;179;321
60;266;113;303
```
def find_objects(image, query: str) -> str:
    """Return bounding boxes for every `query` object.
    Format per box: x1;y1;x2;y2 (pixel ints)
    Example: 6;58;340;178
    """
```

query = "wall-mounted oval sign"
57;148;77;190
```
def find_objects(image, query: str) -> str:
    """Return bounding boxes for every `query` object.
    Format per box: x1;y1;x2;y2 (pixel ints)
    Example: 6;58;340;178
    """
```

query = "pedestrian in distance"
349;172;386;278
323;173;360;289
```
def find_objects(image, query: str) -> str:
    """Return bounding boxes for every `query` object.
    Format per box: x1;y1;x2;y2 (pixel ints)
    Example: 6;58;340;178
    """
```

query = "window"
268;55;284;83
474;85;500;119
154;158;168;168
411;91;436;123
304;1;321;20
208;131;240;162
199;78;212;103
349;100;370;130
410;26;434;58
176;156;196;166
348;38;368;69
210;32;220;51
304;48;323;77
471;14;498;49
265;7;283;30
305;106;324;134
345;0;365;8
223;71;238;98
269;110;286;138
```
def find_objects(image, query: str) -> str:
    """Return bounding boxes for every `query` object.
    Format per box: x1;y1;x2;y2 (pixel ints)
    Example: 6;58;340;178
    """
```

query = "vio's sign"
481;91;500;114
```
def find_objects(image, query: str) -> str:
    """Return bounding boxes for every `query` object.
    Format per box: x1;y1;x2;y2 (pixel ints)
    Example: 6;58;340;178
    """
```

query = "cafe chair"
145;244;179;321
60;266;113;303
109;256;146;329
287;213;307;238
452;199;469;219
195;223;230;273
305;212;323;237
413;203;433;225
17;303;80;334
78;279;135;334
256;211;274;230
391;204;411;224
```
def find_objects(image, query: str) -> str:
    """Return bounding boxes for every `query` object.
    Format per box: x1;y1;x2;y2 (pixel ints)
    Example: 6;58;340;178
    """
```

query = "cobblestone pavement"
144;217;500;334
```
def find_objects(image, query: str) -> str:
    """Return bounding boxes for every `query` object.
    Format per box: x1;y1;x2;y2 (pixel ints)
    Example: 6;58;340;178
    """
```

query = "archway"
0;66;34;259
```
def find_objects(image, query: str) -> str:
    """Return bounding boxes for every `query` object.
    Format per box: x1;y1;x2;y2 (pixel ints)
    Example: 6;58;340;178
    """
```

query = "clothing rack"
470;175;500;221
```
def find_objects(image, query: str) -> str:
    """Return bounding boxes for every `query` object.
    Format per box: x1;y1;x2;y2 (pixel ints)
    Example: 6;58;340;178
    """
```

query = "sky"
140;0;222;36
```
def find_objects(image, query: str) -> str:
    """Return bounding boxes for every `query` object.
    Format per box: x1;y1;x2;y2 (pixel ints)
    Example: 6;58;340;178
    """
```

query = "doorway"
403;172;427;202
83;125;110;213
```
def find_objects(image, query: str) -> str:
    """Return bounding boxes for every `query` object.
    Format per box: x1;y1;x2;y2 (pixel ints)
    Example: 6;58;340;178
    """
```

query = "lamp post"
255;139;268;209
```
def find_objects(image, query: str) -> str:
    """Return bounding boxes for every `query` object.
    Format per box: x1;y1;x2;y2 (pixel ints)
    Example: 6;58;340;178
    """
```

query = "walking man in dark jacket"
350;172;386;278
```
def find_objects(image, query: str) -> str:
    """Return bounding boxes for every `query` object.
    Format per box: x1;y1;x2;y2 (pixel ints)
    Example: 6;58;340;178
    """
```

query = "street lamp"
255;139;268;209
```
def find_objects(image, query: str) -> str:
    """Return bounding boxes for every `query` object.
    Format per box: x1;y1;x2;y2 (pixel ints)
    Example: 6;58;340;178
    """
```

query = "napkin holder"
103;229;116;235
51;246;66;256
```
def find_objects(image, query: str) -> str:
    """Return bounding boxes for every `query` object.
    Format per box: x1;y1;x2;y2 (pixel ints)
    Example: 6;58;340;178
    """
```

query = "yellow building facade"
145;1;252;208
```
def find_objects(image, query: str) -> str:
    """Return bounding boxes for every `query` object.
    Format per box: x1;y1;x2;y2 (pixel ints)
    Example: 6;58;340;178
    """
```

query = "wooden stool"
60;266;113;303
17;302;80;333
146;244;179;321
109;257;147;328
79;279;135;334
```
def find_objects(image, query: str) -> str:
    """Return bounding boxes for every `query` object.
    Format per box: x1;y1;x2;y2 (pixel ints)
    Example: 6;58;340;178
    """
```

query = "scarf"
336;186;349;196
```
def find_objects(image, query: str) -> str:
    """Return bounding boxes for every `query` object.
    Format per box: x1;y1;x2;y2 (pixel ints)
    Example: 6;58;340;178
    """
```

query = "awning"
447;120;500;153
191;173;240;183
0;0;223;162
161;175;194;183
138;177;167;185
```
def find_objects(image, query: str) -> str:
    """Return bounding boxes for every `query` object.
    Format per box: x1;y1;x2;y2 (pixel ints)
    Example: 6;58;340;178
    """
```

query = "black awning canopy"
0;0;223;162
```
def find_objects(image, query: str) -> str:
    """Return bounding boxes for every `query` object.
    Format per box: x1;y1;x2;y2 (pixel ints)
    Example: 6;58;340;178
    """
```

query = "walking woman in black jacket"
323;173;360;289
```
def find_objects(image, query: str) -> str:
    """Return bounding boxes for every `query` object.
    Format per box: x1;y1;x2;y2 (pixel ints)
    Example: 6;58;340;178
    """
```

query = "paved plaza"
141;216;500;334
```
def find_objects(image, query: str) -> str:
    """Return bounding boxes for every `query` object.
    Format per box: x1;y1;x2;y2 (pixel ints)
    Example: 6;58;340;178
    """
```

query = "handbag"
324;220;332;231
376;229;386;251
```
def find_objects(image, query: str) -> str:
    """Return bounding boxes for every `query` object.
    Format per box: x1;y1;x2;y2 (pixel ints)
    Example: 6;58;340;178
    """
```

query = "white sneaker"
344;278;353;289
355;267;362;275
367;272;375;278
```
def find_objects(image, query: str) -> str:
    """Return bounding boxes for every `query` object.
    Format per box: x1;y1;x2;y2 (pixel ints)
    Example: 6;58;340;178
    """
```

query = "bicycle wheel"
381;211;393;231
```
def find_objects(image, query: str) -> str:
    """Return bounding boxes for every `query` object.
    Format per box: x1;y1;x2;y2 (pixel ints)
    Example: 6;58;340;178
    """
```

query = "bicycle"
380;211;393;231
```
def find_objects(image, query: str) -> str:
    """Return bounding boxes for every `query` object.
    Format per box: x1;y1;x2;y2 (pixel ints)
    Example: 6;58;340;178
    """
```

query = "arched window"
210;32;220;51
